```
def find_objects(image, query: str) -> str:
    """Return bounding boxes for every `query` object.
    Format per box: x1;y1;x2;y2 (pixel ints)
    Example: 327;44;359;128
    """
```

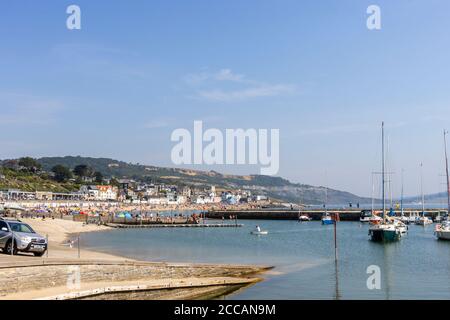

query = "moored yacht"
415;163;433;226
321;213;334;225
415;215;433;225
435;221;450;240
399;215;410;225
436;130;450;240
369;220;402;241
368;122;405;242
360;210;373;222
407;214;417;224
298;214;312;221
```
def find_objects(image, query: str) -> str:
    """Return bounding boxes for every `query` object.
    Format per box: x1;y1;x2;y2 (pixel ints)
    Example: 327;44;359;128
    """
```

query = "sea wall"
0;261;265;298
206;209;447;221
206;210;361;221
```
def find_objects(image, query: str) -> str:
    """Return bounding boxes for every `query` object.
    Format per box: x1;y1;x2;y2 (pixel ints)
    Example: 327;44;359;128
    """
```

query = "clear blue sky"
1;0;450;197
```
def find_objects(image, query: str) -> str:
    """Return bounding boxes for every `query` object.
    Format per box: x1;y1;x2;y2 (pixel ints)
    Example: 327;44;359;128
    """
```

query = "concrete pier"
106;223;243;228
206;209;448;221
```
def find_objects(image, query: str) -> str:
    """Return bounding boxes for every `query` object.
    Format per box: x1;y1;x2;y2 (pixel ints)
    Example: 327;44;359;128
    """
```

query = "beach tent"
124;212;132;219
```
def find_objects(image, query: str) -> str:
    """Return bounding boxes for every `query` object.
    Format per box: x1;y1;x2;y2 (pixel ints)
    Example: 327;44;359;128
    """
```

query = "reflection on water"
81;220;450;299
334;260;341;300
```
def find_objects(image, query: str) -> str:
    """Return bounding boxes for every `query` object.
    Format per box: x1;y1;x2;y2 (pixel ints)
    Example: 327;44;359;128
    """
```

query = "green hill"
32;156;370;205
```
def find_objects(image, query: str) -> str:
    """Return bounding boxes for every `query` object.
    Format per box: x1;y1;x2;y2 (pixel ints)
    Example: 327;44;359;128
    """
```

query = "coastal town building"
96;185;118;200
79;185;118;201
0;189;84;201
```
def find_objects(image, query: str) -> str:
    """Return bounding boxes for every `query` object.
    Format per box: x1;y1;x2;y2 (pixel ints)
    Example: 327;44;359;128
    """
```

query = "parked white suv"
0;218;47;256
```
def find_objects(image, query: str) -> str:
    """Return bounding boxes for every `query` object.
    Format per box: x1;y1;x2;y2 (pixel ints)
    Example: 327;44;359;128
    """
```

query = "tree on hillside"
52;165;72;182
110;177;119;186
2;159;20;171
73;164;94;178
18;157;42;173
94;171;103;184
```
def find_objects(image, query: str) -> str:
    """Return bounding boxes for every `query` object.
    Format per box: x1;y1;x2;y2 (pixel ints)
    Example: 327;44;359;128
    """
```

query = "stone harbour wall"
0;261;264;297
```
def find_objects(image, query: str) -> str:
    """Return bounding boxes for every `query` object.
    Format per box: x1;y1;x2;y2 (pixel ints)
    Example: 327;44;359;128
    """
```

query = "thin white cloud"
184;68;298;101
214;69;244;82
197;84;297;101
184;69;245;85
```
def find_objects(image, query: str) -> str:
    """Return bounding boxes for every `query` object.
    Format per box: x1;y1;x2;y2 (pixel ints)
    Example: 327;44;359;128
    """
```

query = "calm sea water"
81;220;450;299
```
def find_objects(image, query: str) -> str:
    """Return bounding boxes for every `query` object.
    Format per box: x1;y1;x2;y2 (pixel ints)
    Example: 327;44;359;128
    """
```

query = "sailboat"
415;163;433;226
436;130;450;240
299;213;312;221
322;212;334;225
369;122;404;242
298;191;312;221
398;169;410;224
321;182;333;225
361;173;382;223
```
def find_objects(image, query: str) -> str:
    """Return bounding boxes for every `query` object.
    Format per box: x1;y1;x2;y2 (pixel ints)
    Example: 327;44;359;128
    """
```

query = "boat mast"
324;171;328;215
371;172;375;213
382;122;386;222
420;162;425;215
387;135;393;209
400;168;404;216
444;130;450;215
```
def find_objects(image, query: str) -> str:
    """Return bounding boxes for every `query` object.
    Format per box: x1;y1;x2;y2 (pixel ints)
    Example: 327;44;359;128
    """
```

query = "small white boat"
415;164;433;226
434;214;444;223
321;213;334;225
360;210;373;223
435;221;450;240
298;214;312;221
251;230;268;235
251;226;268;235
415;216;433;225
399;215;410;224
407;215;417;224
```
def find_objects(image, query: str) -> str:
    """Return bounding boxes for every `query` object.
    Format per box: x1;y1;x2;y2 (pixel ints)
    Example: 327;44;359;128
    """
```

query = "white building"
79;185;117;201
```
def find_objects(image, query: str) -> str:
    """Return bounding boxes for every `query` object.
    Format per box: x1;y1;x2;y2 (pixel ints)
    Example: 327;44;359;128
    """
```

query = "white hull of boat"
415;218;433;226
397;225;408;234
436;230;450;240
251;231;268;235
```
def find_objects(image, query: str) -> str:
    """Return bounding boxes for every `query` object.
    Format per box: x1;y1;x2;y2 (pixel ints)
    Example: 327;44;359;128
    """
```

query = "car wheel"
33;251;45;257
5;241;18;255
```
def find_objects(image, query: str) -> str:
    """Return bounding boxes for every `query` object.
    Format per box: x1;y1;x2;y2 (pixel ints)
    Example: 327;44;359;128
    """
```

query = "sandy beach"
0;218;123;262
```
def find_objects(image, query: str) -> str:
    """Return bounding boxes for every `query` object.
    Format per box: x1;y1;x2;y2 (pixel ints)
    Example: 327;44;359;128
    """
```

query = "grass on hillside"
0;168;80;193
